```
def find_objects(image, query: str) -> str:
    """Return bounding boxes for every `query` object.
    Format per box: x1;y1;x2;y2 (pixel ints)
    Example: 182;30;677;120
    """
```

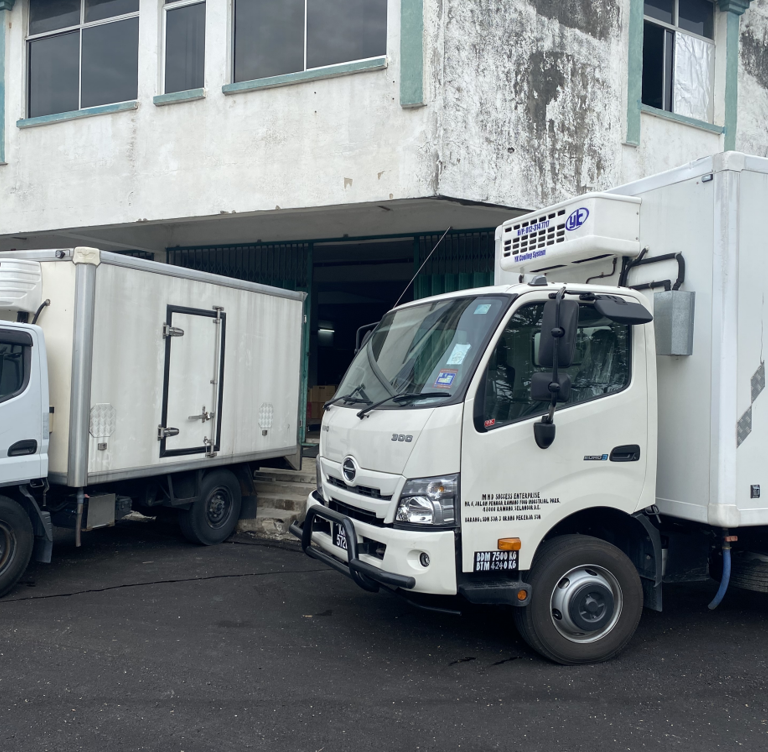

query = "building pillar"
0;0;15;165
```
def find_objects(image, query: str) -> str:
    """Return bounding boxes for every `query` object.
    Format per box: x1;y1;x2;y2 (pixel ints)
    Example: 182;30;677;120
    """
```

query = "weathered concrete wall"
436;0;626;209
0;0;436;238
737;0;768;157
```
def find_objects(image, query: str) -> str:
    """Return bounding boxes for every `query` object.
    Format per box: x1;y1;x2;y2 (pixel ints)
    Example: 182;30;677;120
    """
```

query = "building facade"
1;0;768;428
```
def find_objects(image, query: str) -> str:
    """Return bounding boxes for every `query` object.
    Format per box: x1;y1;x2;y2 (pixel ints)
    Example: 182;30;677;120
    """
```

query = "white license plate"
473;550;519;573
333;522;348;551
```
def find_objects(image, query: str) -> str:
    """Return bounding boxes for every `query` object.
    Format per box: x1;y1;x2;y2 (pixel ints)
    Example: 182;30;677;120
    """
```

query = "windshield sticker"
447;343;471;365
434;369;458;389
474;303;492;315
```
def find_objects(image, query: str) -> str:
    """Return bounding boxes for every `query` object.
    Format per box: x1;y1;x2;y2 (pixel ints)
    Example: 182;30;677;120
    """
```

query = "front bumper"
290;492;458;595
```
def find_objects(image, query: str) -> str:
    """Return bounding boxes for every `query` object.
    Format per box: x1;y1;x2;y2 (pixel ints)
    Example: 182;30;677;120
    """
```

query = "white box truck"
292;151;768;664
0;248;304;597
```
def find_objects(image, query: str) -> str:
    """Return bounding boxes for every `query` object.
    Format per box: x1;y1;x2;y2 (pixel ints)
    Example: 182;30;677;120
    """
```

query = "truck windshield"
335;295;508;408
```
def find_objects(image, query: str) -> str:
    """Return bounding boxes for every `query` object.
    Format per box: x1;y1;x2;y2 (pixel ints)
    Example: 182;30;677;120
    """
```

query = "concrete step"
253;480;314;495
253;466;316;485
254;490;307;513
237;507;301;540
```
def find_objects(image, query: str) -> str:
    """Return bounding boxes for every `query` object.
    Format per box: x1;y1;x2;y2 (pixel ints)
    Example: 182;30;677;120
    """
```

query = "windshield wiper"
324;385;372;410
356;391;450;419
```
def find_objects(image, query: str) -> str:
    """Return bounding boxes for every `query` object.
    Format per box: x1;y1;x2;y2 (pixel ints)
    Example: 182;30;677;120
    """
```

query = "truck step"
458;580;530;607
237;507;301;540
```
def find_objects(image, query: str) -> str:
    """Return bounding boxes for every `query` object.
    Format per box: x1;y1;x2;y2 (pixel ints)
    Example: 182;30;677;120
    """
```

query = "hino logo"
342;457;357;484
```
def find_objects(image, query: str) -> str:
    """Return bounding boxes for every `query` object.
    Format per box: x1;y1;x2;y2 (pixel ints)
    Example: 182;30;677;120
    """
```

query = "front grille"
326;475;392;501
328;498;385;527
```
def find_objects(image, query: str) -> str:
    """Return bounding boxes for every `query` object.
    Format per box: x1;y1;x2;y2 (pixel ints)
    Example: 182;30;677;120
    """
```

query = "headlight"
396;474;459;526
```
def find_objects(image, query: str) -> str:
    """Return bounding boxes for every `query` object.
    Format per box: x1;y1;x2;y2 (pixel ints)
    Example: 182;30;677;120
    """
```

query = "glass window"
335;296;508;409
233;0;387;84
642;0;715;122
29;0;80;35
0;344;27;402
307;0;387;70
164;1;206;94
481;303;631;430
234;0;304;81
27;0;139;118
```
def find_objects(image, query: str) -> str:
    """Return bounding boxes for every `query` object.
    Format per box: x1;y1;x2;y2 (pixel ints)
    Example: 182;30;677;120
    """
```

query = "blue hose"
708;545;732;610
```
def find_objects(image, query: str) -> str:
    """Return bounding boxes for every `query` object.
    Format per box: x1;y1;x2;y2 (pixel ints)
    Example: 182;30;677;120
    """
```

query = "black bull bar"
289;501;416;593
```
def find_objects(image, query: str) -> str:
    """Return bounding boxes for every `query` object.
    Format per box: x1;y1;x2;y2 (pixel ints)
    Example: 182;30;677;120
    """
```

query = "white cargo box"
496;152;768;530
0;249;305;486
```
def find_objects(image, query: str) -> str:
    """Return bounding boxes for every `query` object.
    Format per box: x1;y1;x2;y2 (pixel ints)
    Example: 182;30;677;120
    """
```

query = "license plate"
473;550;519;573
333;522;348;551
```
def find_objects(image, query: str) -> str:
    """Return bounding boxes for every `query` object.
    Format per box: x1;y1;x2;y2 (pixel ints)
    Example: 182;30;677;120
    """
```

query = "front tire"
513;534;643;665
179;470;242;546
0;497;34;598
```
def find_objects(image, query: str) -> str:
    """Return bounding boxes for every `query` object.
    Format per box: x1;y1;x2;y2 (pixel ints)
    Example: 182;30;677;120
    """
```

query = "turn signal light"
517;589;528;601
498;537;521;551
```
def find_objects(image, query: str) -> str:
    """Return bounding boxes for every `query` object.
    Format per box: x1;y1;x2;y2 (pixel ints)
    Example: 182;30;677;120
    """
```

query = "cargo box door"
159;306;225;458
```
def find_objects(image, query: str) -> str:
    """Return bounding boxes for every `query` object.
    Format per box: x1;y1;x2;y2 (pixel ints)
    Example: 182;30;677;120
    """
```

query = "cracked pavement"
1;518;768;751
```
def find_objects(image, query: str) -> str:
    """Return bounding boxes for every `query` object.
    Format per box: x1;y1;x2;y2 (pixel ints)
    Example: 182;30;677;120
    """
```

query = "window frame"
642;0;716;118
162;0;207;95
474;300;634;434
231;0;388;85
25;0;140;117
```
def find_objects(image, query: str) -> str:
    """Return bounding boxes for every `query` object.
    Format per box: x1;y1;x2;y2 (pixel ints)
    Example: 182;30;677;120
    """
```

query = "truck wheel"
513;535;643;665
178;470;242;546
0;497;34;598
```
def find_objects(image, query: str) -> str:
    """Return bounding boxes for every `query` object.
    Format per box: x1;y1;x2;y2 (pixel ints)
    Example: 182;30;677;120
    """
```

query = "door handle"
610;445;641;462
8;439;38;457
188;407;214;423
157;426;180;440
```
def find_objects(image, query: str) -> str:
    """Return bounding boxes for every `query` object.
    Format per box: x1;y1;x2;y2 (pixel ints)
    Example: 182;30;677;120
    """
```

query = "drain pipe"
708;531;737;610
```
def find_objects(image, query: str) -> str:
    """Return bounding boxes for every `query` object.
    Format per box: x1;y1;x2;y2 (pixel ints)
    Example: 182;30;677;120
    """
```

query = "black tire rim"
205;486;233;530
550;565;623;644
0;521;15;574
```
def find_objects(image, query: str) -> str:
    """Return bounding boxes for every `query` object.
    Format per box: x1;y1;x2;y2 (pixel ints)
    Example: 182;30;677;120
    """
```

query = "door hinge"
163;324;184;338
212;306;224;324
158;425;180;440
204;437;217;457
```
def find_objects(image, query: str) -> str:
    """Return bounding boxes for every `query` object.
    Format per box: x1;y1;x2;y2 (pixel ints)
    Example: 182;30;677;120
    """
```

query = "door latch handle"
158;426;180;440
609;445;641;462
188;407;214;423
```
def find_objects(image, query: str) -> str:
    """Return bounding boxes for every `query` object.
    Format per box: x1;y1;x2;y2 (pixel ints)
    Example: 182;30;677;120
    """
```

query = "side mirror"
537;299;579;367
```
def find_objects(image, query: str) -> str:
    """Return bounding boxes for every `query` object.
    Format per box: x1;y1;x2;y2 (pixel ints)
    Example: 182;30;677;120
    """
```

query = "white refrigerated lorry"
0;248;304;597
292;151;768;664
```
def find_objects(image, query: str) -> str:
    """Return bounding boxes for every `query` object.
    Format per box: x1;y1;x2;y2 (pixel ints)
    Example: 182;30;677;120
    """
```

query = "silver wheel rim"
550;564;623;644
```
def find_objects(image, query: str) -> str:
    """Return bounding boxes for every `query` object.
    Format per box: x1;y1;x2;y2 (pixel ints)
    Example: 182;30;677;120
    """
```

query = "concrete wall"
3;0;768;241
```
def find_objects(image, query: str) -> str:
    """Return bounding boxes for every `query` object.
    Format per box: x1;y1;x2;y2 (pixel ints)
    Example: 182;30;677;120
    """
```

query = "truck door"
159;306;226;458
460;296;650;573
0;326;45;486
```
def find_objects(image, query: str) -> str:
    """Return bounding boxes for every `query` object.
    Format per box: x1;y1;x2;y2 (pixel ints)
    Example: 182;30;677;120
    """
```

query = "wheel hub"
206;489;231;528
550;565;623;644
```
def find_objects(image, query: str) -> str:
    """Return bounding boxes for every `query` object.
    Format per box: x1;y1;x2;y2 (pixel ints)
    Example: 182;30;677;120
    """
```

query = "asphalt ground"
1;518;767;752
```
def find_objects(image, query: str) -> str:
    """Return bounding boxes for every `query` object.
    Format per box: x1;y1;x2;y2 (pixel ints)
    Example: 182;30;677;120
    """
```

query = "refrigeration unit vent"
497;193;642;274
0;259;43;314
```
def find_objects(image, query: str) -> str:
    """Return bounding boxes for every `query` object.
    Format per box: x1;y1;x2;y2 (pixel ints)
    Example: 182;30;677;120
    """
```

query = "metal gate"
413;230;495;300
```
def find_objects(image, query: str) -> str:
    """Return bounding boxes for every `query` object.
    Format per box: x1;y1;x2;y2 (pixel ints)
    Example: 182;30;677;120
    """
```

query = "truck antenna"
393;227;452;309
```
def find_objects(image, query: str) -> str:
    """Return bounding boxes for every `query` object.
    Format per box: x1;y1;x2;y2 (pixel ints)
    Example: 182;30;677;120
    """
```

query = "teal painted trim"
0;1;15;11
222;57;387;95
717;0;753;14
640;104;725;134
626;0;644;146
153;88;206;106
0;10;7;165
400;0;424;108
723;10;741;151
17;100;138;129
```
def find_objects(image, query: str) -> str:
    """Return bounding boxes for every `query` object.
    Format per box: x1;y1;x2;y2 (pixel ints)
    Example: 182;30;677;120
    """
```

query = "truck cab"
293;277;659;664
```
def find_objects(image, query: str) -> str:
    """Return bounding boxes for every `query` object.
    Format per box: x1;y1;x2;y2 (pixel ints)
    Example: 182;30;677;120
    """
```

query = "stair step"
253;471;315;485
237;507;301;540
255;491;307;513
253;480;313;496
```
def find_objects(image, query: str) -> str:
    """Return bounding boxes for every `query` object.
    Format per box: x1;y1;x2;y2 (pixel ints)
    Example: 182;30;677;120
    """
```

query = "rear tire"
0;497;34;598
513;534;643;665
178;470;241;546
